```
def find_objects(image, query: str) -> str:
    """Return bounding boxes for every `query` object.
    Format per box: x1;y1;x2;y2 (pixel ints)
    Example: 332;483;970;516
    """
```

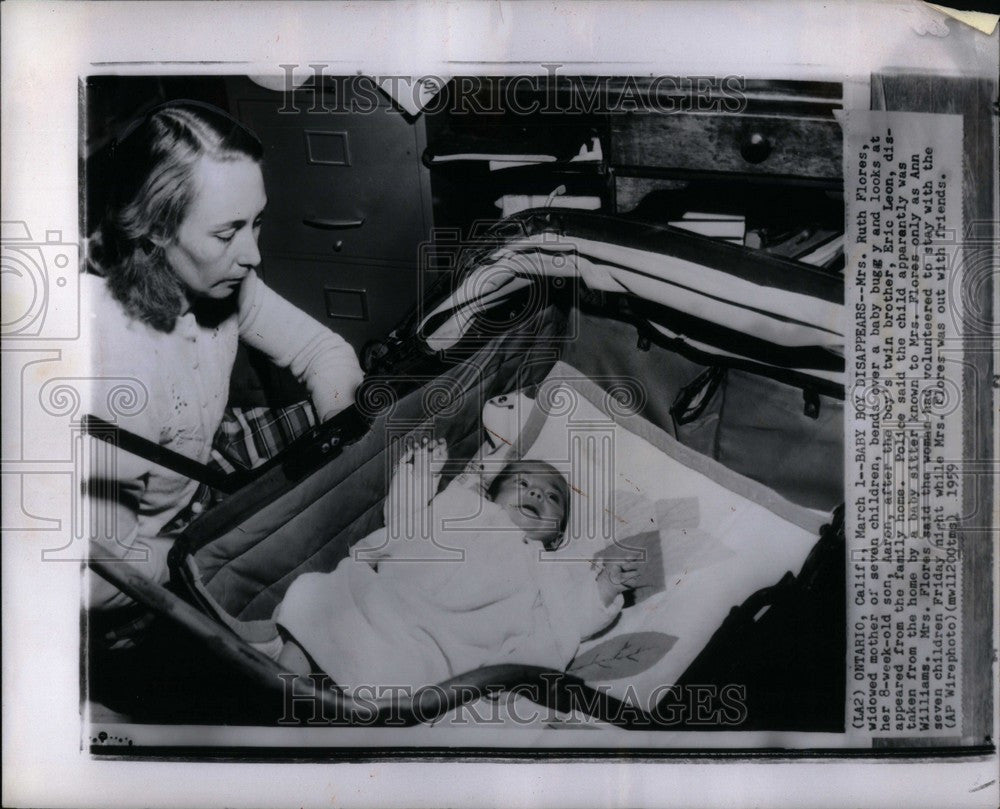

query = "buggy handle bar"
89;550;657;728
81;414;242;493
81;404;375;496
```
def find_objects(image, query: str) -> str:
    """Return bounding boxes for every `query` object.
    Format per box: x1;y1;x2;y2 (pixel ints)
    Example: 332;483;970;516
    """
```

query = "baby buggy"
87;208;846;733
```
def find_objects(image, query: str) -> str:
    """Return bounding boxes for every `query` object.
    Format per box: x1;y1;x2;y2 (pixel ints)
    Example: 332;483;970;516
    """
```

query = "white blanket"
275;484;621;690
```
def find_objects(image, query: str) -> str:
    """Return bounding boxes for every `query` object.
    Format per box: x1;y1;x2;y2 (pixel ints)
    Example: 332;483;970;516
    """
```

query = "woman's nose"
237;229;261;267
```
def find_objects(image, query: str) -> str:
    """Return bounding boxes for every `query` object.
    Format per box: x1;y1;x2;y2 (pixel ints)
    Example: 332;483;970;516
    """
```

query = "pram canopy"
417;210;844;389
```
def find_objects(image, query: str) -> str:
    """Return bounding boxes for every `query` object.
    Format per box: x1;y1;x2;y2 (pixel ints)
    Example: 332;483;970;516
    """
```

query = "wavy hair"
89;101;264;331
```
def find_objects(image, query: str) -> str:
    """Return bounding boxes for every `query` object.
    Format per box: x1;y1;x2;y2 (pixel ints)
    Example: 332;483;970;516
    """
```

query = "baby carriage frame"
86;209;847;732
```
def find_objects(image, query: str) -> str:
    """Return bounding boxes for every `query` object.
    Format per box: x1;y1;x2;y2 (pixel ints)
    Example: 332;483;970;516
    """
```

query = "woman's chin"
204;281;242;299
183;284;240;313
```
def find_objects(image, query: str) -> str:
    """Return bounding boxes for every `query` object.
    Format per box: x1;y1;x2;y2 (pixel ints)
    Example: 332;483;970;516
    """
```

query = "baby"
275;438;638;689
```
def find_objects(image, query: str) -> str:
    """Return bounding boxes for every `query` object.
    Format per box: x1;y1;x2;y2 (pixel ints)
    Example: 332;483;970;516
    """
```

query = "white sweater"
83;271;363;607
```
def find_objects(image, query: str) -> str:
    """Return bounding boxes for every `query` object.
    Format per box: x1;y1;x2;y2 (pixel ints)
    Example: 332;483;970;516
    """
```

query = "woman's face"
164;156;267;301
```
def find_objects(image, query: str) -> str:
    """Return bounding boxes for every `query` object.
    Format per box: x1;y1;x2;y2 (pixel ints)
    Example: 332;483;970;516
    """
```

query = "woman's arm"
88;498;173;611
237;271;364;421
82;361;174;609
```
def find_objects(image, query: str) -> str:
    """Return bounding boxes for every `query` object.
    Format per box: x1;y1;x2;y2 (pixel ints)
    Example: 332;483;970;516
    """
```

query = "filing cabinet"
229;77;432;347
225;76;434;402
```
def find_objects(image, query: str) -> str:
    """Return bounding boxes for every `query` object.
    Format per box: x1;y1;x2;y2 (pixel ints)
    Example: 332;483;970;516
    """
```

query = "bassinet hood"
418;211;845;388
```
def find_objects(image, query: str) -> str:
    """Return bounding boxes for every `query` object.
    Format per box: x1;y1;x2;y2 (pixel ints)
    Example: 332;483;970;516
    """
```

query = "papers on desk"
494;192;602;218
487;137;604;171
432;152;559;165
669;212;746;244
797;234;844;267
425;132;603;170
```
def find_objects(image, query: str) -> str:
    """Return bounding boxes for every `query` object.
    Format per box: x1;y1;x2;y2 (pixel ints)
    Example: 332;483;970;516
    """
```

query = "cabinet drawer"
236;97;428;263
610;113;842;181
260;256;419;355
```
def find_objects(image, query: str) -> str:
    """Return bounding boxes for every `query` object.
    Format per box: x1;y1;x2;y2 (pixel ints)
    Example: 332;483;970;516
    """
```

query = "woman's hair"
89;101;264;331
487;459;571;546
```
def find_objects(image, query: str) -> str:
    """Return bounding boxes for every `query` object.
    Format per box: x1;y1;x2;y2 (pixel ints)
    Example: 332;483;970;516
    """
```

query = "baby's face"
492;470;567;548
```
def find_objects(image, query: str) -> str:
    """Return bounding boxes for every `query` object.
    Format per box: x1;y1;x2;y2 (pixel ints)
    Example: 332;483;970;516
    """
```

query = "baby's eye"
547;493;560;503
517;478;528;488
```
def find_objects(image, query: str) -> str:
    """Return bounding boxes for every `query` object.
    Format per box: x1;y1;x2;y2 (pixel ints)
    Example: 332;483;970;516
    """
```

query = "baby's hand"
409;436;448;495
385;436;448;527
595;557;641;605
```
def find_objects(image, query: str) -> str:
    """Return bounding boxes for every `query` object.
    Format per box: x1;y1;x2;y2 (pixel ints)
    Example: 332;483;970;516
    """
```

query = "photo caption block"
845;111;964;738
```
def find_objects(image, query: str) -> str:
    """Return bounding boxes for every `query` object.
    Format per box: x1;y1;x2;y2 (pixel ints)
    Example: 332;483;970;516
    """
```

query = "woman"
85;101;363;620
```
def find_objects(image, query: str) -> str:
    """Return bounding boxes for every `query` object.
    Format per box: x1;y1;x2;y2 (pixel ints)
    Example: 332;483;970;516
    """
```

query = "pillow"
453;390;536;493
512;362;828;705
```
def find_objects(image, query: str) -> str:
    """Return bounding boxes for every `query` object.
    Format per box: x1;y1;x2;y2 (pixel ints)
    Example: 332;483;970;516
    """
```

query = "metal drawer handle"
302;216;366;230
739;131;772;164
